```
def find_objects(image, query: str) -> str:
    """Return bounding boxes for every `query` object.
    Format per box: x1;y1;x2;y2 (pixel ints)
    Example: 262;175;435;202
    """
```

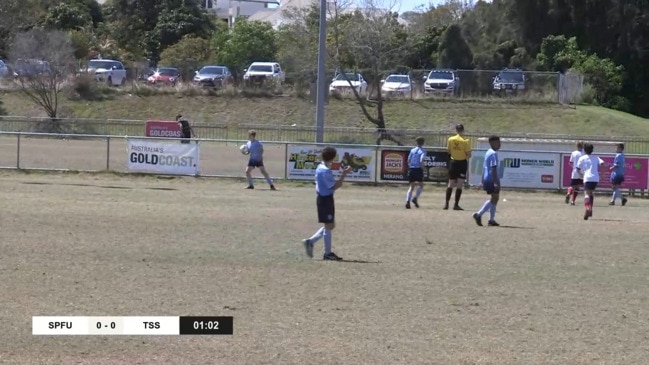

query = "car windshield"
156;68;179;76
249;65;273;72
89;60;119;69
385;75;409;83
428;71;453;80
498;71;524;83
200;67;225;75
335;73;359;81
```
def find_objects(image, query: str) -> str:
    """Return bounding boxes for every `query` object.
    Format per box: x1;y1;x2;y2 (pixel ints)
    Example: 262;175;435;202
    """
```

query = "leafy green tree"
437;24;473;69
44;3;93;30
158;35;213;75
214;18;278;76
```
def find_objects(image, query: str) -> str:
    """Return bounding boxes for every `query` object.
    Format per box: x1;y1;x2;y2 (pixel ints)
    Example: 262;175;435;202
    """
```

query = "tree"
158;35;213;75
437;24;473;69
214;19;278;76
9;29;76;128
330;0;410;145
44;2;93;31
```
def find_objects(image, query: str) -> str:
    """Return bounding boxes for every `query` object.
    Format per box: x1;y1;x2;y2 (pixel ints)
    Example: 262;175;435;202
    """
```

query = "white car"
381;74;412;95
82;59;127;86
423;69;459;95
329;73;367;95
242;62;285;85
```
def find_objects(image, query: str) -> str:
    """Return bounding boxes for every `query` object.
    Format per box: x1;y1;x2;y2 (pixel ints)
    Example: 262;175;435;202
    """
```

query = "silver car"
0;60;8;78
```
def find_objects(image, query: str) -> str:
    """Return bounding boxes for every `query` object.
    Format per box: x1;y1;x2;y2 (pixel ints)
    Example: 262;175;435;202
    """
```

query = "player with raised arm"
609;143;628;206
472;136;501;227
405;136;426;209
302;147;353;261
576;143;605;220
445;124;471;210
244;130;276;190
565;141;585;205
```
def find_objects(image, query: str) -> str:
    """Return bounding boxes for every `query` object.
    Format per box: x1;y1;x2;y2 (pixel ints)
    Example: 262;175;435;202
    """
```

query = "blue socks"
308;227;325;243
323;229;332;254
477;200;492;217
489;204;497;221
247;177;253;186
266;177;274;186
415;186;423;198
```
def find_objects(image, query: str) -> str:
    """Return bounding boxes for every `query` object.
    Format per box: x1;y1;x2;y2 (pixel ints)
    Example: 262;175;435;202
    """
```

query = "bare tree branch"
9;28;75;129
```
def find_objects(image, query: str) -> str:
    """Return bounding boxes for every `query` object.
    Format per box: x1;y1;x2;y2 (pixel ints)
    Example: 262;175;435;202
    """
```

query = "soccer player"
406;136;426;209
609;143;628;206
445;124;471;210
176;114;194;144
245;130;276;190
472;135;501;227
565;141;584;205
576;143;605;220
302;147;353;261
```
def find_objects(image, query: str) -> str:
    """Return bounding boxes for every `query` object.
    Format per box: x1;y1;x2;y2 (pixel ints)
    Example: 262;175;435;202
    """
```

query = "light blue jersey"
315;162;336;196
247;140;264;161
408;146;425;168
483;149;499;182
612;153;625;176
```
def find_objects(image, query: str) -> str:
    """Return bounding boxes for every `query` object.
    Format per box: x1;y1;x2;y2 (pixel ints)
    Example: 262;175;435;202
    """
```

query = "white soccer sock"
415;186;423;198
323;229;332;254
308;227;325;243
406;187;413;202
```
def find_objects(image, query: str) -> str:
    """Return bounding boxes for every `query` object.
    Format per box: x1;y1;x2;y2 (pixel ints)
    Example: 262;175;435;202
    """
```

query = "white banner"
126;139;200;176
286;145;376;181
468;150;561;189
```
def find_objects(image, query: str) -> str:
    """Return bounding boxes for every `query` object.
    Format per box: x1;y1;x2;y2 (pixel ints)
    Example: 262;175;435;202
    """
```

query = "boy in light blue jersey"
405;136;426;209
472;135;501;227
609;143;627;206
245;130;276;190
302;146;353;261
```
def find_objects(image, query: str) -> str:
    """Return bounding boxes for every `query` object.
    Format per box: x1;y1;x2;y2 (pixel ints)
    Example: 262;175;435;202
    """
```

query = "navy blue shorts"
611;175;624;185
317;195;335;223
584;182;598;191
483;181;500;195
248;159;264;168
408;168;424;182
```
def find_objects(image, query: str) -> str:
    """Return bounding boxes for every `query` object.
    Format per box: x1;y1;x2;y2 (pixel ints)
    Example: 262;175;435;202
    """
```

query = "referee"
445;124;472;210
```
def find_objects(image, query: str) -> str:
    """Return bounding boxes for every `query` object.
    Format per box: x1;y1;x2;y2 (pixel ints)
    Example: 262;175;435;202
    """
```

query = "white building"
247;0;315;28
203;0;280;27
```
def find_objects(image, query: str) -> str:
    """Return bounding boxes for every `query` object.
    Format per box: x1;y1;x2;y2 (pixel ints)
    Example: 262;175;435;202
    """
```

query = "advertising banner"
379;149;450;182
561;154;649;190
286;145;375;181
127;139;200;175
468;150;560;189
145;120;182;138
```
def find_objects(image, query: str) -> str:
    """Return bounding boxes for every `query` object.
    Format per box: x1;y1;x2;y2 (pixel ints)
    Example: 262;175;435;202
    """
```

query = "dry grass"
1;171;648;364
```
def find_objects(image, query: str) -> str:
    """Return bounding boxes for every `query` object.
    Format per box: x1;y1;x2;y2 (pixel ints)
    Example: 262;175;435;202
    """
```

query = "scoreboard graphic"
32;316;233;335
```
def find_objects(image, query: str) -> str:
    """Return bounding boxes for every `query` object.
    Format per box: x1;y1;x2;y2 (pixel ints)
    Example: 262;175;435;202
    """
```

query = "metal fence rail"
2;115;649;153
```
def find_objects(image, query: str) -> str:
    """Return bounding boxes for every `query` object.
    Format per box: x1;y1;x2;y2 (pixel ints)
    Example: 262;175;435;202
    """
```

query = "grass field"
2;86;647;137
1;171;648;364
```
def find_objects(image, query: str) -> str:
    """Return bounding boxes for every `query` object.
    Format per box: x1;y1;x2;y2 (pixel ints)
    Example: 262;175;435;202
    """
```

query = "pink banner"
145;120;182;138
561;154;649;189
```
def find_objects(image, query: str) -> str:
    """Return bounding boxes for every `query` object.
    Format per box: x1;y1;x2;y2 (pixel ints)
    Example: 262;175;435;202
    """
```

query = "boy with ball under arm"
244;130;276;190
302;146;353;261
609;143;627;206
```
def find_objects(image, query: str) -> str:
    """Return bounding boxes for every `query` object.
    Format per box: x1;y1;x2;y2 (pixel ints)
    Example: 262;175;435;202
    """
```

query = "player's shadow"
589;218;625;222
494;225;534;229
337;258;381;264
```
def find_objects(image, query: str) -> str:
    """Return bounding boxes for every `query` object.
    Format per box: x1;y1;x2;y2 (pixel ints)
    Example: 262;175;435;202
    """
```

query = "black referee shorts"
448;159;468;180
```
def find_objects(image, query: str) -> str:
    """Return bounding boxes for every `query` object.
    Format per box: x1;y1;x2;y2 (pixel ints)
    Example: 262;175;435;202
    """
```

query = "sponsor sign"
127;139;200;175
286;145;375;181
379;149;449;182
469;150;560;189
145;120;182;138
561;154;648;189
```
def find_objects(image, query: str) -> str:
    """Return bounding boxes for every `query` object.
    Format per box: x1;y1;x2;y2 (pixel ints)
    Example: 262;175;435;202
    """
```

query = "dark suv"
492;68;526;94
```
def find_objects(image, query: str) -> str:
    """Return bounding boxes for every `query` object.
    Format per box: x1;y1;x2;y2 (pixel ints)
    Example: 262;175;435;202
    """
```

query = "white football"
239;144;250;155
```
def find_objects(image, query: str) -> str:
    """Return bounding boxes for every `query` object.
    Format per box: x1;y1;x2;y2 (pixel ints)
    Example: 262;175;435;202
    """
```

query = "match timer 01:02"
32;316;233;335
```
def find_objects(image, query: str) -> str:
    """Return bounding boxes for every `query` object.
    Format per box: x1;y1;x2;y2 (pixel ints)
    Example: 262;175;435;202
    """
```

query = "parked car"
242;62;285;86
422;69;459;95
147;67;181;85
13;59;52;79
381;74;412;96
329;72;368;95
82;59;127;86
193;65;232;88
0;60;9;78
493;68;526;94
